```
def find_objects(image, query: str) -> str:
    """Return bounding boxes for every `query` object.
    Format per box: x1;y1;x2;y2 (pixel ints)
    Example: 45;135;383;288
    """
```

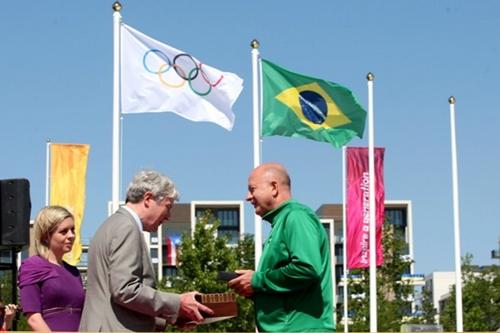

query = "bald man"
228;163;334;332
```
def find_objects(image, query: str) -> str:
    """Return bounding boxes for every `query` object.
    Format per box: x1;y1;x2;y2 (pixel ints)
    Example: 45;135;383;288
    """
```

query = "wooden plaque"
176;293;238;325
197;293;238;324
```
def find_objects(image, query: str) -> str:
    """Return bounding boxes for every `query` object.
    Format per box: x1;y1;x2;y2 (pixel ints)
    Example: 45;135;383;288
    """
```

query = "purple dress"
18;256;85;331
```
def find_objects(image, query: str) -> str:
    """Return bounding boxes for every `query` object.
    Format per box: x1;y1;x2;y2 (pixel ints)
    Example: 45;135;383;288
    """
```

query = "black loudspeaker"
0;179;31;247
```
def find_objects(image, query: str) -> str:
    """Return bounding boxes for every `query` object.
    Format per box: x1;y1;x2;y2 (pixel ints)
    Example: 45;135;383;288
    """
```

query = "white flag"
120;24;243;130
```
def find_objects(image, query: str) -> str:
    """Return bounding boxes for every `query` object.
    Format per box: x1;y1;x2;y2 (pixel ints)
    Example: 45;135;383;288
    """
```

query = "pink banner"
346;147;385;269
165;237;177;266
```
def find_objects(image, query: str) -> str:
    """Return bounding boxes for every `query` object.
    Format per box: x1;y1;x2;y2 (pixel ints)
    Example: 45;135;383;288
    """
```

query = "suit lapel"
117;207;157;285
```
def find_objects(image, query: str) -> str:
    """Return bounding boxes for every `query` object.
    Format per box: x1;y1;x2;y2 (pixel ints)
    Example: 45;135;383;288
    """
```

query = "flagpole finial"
46;138;51;143
250;39;260;49
112;1;122;12
366;72;374;81
449;96;456;104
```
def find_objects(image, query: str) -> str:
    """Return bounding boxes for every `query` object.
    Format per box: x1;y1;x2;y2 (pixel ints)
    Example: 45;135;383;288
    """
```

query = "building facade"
146;200;245;280
316;200;424;322
424;271;455;323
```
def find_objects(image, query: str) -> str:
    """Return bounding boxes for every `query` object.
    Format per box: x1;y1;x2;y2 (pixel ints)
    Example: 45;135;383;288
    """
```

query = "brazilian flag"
262;59;366;148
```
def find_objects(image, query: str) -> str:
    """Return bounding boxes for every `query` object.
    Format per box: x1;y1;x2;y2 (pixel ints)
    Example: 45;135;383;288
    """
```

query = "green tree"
0;254;30;330
234;234;255;271
345;224;414;332
439;254;500;331
419;288;437;325
162;210;255;332
231;234;256;332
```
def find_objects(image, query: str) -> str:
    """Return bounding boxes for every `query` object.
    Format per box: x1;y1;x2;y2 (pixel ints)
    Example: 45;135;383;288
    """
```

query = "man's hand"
176;292;214;326
228;269;255;297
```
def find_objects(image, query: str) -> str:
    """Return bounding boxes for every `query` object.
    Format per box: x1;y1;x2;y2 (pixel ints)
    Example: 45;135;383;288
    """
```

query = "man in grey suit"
80;170;212;332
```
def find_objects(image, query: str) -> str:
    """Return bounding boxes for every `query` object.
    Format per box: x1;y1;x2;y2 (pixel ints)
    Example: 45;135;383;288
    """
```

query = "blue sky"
1;1;499;275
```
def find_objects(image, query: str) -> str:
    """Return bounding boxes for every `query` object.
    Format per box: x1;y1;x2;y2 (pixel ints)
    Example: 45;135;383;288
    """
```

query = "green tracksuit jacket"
251;200;335;332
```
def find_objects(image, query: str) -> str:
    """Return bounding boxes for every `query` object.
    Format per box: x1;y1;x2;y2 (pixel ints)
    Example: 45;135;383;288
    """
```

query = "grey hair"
34;206;74;259
125;170;180;204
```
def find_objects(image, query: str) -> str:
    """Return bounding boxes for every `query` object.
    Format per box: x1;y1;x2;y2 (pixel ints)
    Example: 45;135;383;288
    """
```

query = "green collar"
262;199;296;226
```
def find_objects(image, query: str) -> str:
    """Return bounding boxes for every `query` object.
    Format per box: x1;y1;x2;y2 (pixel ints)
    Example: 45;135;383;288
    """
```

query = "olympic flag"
120;24;243;131
346;147;385;269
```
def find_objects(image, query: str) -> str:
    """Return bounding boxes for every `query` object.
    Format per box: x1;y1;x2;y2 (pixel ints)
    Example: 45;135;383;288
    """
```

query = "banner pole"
251;39;262;268
45;138;51;206
342;146;349;333
449;96;463;332
112;2;122;214
367;72;377;333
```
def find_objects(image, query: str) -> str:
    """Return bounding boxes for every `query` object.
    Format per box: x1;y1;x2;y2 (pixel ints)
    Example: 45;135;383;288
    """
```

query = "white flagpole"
251;39;262;268
449;96;463;332
112;2;122;215
367;72;377;333
45;138;51;206
342;146;349;333
120;115;124;199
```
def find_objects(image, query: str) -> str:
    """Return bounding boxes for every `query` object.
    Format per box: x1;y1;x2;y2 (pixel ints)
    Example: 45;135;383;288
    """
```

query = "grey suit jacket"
79;207;180;332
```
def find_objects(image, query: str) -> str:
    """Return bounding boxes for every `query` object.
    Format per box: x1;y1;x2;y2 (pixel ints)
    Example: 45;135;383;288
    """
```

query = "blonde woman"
18;206;84;331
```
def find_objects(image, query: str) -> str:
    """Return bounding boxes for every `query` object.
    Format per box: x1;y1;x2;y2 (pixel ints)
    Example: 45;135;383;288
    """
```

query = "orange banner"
50;143;90;265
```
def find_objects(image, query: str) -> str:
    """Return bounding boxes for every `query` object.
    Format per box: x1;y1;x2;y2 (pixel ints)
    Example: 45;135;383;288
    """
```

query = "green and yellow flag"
50;143;90;266
262;59;366;148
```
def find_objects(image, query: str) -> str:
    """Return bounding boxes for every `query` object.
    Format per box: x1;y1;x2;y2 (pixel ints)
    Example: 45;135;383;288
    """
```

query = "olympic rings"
188;67;211;96
200;63;224;88
173;54;199;81
143;49;171;74
158;63;185;88
142;49;224;96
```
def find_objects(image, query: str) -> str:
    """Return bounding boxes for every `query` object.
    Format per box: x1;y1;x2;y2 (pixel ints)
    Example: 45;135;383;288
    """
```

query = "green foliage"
419;288;437;325
439;253;500;332
0;258;30;330
234;234;255;270
345;225;414;332
14;313;30;331
0;270;13;303
161;210;255;332
346;267;369;332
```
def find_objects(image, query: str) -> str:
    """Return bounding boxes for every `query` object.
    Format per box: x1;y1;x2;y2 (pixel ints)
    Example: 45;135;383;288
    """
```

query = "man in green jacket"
229;162;334;332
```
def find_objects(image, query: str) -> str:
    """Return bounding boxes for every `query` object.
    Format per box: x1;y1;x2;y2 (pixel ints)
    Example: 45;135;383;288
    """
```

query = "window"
336;265;344;279
322;223;331;241
195;207;241;245
335;244;343;256
150;248;158;260
163;266;177;277
77;252;88;268
385;208;407;228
